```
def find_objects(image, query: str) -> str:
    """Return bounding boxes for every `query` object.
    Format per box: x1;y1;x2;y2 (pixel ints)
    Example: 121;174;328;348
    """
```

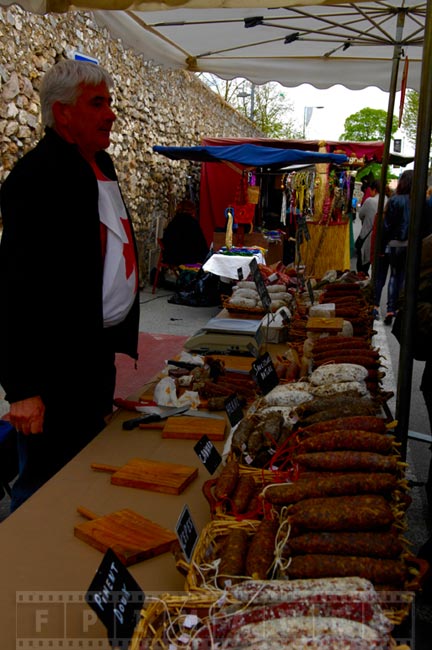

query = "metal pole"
250;83;255;121
395;0;432;460
372;11;405;294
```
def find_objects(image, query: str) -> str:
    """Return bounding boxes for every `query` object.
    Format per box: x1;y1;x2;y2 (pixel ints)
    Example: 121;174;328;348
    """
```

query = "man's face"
59;81;116;156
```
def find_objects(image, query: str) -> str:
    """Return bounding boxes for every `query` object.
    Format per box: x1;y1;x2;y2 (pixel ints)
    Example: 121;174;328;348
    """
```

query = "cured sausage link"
286;554;407;586
263;473;397;504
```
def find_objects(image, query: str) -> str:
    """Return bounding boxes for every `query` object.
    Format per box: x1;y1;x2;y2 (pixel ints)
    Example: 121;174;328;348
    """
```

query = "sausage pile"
137;273;418;649
185;577;396;649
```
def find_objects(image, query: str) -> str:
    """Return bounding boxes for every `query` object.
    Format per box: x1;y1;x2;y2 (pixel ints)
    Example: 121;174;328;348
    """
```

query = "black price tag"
176;505;198;563
280;308;291;326
249;257;272;311
252;352;279;395
237;267;244;280
85;548;145;648
194;435;222;475
224;393;244;427
307;279;315;305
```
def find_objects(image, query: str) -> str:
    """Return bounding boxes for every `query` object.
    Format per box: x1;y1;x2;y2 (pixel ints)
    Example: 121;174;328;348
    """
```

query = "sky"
279;83;414;157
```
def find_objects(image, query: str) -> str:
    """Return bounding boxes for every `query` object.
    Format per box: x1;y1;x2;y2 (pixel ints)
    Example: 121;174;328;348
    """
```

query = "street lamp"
303;105;324;138
238;83;255;120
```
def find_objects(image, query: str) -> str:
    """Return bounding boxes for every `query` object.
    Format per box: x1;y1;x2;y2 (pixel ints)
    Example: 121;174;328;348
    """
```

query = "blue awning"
153;143;348;169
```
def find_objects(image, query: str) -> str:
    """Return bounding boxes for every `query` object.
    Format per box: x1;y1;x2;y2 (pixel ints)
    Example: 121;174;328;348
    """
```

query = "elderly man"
0;59;140;511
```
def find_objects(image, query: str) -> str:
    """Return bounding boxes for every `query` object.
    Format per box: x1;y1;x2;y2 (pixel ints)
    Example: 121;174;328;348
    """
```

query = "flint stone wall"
0;6;262;285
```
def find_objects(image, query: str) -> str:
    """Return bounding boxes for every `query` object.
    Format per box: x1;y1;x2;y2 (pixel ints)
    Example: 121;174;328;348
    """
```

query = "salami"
246;518;278;579
297;416;387;438
217;528;249;588
214;459;240;500
295;430;395;454
295;451;399;473
286;554;407;586
289;494;395;531
231;474;257;514
228;576;378;604
263;473;397;504
285;530;404;558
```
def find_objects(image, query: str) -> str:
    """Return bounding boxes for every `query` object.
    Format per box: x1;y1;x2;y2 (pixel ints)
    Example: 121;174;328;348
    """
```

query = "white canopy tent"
1;0;431;455
0;1;425;91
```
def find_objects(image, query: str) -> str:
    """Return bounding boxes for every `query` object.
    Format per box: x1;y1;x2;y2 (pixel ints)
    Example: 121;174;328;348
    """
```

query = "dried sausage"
231;474;257;514
246;518;278;579
214;459;240;500
285;530;404;558
289;494;395;531
297;416;387;438
217;528;249;588
295;451;399;473
286;554;407;586
295;430;395;454
263;473;397;504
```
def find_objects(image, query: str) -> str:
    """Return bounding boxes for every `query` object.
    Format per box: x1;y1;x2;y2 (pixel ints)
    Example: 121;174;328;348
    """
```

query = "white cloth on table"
202;252;266;280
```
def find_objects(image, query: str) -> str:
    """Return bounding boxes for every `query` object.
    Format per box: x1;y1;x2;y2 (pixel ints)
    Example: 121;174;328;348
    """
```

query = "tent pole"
372;11;405;294
394;0;432;460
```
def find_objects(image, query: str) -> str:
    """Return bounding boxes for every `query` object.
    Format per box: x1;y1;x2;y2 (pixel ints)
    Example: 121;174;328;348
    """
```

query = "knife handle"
77;506;99;520
122;414;161;430
90;463;119;474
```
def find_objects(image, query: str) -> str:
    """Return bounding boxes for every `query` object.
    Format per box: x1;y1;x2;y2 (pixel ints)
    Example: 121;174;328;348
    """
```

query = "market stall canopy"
153;144;349;168
2;0;424;91
91;1;425;92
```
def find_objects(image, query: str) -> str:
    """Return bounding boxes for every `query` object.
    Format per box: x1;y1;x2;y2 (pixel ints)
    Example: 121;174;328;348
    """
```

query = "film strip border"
15;589;415;649
16;590;133;649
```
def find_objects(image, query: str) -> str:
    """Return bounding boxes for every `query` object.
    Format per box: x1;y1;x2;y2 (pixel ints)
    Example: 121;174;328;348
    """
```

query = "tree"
198;74;302;138
401;89;419;147
339;107;398;141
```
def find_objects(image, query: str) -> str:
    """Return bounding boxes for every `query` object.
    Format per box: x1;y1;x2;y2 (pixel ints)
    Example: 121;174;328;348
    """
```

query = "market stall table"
0;379;229;650
202;250;265;281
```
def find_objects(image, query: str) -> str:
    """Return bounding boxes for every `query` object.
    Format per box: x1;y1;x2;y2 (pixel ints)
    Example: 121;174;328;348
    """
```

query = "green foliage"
339;108;397;141
401;89;419;147
198;74;302;138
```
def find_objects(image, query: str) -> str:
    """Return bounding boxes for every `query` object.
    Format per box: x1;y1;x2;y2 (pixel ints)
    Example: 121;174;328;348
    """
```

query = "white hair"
40;59;114;128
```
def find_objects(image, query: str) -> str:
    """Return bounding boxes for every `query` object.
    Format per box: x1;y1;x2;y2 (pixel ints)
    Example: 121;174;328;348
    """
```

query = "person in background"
409;230;432;568
359;176;374;207
382;169;414;325
162;199;209;266
356;179;383;277
0;59;139;511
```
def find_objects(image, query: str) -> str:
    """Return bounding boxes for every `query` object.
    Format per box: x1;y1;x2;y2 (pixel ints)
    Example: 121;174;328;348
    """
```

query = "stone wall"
0;6;262;284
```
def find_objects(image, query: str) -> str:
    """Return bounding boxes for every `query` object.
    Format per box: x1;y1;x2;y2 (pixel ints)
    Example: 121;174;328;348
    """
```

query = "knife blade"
122;405;190;430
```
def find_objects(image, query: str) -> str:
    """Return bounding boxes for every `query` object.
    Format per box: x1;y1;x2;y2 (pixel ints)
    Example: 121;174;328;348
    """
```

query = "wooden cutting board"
74;506;177;566
306;316;345;332
90;457;198;495
205;354;254;373
161;416;226;440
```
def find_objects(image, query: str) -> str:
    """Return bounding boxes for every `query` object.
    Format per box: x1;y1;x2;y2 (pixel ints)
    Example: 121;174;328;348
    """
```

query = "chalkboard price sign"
85;548;144;648
224;393;244;427
252;351;279;395
194;435;222;475
249;257;271;311
176;505;199;563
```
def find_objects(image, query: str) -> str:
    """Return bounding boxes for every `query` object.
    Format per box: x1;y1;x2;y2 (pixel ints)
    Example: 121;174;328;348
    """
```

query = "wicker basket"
177;518;262;591
129;586;414;650
129;590;227;650
202;464;289;521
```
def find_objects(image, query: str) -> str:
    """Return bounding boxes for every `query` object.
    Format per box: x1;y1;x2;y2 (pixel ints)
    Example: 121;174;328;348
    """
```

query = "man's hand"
10;396;45;435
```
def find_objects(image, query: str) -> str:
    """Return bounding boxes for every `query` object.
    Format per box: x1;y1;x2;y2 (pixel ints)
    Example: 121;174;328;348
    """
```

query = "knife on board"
116;398;225;421
122;405;190;430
